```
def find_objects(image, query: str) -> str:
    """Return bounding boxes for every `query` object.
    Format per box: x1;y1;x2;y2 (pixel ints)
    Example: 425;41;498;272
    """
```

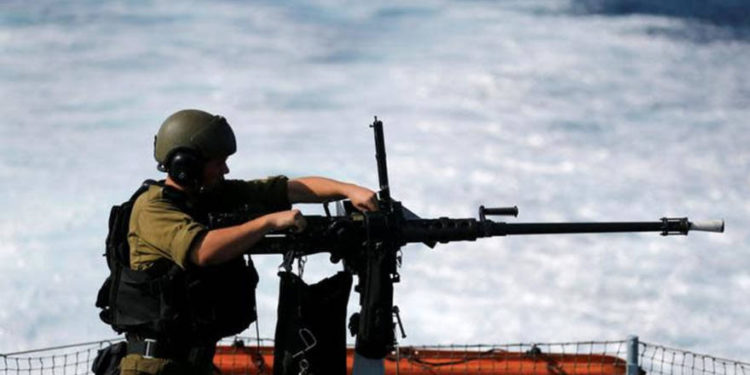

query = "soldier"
110;109;377;375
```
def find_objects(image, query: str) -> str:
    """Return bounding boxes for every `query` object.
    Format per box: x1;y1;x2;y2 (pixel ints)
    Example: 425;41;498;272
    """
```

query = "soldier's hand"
267;209;307;232
346;185;379;212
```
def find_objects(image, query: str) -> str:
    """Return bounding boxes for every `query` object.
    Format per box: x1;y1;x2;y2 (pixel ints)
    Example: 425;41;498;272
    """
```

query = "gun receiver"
208;117;724;360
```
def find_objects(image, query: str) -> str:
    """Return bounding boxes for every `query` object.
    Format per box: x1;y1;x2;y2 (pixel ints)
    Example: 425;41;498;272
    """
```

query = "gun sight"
479;206;519;221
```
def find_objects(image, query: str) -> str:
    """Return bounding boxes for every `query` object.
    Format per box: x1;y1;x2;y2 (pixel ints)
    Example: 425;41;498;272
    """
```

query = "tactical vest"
96;181;258;342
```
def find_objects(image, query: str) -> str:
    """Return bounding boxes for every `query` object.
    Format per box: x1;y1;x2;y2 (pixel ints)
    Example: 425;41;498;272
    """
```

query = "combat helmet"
154;109;237;172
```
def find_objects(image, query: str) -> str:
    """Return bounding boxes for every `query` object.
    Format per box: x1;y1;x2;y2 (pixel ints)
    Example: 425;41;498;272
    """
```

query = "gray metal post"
627;335;640;375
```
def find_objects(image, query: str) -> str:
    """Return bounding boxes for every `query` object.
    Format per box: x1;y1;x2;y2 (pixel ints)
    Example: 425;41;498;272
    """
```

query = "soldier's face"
202;156;230;187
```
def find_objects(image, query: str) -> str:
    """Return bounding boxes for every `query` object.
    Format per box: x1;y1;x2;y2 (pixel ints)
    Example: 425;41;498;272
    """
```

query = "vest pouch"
96;276;114;325
113;265;183;332
185;257;259;340
91;342;127;375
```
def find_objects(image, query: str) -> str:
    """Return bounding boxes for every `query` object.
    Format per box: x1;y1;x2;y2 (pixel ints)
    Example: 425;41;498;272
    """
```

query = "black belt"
126;337;215;365
127;338;174;359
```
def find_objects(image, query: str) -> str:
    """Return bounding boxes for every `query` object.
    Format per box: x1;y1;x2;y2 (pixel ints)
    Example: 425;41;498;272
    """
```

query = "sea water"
0;0;748;360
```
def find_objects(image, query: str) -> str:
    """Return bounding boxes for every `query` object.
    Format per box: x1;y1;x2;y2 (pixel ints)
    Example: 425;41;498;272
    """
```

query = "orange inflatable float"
213;344;627;375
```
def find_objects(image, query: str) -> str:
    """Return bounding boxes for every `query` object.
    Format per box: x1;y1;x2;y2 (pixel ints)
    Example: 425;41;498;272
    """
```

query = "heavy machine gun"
209;117;724;363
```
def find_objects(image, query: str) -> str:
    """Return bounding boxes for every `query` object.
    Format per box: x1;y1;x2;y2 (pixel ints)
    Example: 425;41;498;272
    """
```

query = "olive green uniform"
121;176;290;375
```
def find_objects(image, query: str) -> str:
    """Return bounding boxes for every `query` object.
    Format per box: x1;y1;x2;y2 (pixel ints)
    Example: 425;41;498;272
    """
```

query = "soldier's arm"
189;209;305;266
288;176;378;212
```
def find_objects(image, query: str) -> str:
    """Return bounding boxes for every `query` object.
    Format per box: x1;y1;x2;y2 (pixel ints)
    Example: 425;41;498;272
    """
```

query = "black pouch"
92;342;127;375
273;271;352;375
186;257;259;340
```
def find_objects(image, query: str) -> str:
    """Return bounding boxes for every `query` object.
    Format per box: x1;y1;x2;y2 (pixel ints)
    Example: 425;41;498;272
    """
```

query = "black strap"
130;179;159;202
126;337;216;366
126;338;172;359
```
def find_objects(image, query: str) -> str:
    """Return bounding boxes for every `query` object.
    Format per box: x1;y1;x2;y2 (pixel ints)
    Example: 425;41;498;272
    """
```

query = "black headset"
167;149;204;189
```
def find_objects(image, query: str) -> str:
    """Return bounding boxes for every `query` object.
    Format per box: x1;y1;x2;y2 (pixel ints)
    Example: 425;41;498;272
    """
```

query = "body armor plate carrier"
95;180;258;342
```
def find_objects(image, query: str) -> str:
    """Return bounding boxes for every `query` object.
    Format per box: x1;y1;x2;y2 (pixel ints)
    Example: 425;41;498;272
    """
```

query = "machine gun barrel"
488;219;721;236
399;217;724;244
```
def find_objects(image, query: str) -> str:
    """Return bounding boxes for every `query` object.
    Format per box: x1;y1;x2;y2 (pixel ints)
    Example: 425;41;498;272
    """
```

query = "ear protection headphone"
167;149;204;189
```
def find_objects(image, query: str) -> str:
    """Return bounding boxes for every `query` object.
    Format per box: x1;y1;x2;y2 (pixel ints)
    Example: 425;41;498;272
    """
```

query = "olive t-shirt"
128;176;290;270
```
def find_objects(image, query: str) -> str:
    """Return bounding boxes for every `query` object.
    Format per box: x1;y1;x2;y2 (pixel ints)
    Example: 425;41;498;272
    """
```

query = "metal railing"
0;336;747;375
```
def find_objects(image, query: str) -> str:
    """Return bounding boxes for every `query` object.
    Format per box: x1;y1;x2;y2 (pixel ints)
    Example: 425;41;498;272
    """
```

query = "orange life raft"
213;345;627;375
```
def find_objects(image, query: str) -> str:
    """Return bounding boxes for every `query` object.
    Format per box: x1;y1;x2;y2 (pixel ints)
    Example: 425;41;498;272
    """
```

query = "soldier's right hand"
266;209;307;232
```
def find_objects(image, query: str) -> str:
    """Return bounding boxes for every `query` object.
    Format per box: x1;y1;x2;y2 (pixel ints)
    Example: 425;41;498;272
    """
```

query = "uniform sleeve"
133;197;208;269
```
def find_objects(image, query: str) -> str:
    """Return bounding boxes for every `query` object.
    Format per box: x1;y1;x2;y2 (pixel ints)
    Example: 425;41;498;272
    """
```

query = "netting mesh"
639;342;749;375
1;338;748;375
0;340;121;375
